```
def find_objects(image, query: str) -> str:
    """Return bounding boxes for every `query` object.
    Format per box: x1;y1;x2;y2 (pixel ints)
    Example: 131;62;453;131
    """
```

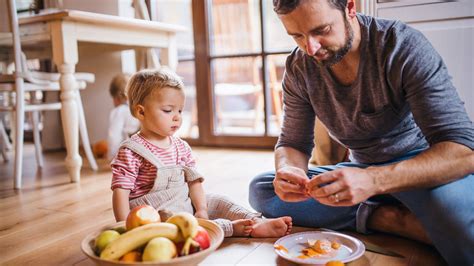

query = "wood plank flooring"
0;143;446;265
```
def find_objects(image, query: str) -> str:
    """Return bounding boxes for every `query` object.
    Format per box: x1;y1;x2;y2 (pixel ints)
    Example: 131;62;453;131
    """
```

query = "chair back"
5;0;26;77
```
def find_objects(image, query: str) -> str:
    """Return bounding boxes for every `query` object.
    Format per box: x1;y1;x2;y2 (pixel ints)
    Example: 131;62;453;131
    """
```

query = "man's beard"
315;17;354;66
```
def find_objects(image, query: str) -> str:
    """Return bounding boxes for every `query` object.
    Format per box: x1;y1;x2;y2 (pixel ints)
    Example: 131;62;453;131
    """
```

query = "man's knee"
249;171;275;193
248;171;275;212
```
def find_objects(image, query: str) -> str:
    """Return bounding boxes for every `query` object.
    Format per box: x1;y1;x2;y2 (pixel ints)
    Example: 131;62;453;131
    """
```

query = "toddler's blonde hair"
109;73;131;100
127;68;185;117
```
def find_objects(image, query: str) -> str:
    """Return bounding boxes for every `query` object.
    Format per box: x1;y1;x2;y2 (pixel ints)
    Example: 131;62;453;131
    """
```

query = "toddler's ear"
135;105;145;119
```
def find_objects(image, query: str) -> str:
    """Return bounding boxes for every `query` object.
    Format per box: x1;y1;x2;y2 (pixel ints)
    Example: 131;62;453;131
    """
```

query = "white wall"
42;1;137;150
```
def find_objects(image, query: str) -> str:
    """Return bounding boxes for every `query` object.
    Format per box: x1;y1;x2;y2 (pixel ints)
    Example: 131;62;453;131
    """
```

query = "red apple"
176;226;211;256
126;205;160;231
192;226;211;251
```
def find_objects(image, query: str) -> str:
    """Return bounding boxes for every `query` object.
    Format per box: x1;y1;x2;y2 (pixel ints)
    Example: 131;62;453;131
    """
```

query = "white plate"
274;231;365;265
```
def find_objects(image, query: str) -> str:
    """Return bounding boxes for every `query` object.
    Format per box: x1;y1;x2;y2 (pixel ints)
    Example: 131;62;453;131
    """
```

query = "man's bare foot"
368;204;432;244
232;219;254;237
250;216;292;238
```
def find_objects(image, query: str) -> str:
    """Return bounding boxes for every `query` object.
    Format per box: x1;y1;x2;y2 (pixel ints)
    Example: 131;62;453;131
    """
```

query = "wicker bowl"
81;219;224;266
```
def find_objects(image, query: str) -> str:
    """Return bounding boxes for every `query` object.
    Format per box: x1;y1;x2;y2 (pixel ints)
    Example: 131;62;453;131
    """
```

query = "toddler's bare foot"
232;219;254;237
250;216;292;238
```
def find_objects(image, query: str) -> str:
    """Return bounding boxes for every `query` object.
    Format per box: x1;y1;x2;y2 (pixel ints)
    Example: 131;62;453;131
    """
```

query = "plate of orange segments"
273;231;365;265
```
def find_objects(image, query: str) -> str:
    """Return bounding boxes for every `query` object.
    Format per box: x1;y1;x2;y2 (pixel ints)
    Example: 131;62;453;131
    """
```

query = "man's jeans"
248;149;474;265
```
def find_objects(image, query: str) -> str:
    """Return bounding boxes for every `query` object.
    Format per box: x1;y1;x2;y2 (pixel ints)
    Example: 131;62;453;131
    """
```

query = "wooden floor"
0;143;446;265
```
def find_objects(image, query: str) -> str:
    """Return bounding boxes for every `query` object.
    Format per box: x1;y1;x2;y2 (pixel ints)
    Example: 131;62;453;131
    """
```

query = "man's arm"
275;146;310;172
273;146;312;202
307;141;473;206
371;141;472;194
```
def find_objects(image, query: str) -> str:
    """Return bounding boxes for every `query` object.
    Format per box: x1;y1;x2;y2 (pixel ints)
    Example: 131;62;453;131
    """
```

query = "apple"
111;225;127;234
126;205;160;231
175;225;211;256
94;230;120;255
178;226;211;255
142;237;177;262
194;226;210;250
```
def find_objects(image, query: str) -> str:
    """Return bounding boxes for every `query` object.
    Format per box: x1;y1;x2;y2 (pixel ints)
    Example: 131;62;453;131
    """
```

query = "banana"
165;212;199;239
100;222;179;261
165;212;199;256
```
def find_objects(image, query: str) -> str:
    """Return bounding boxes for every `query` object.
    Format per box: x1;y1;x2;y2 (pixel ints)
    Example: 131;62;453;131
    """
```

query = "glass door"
152;0;296;147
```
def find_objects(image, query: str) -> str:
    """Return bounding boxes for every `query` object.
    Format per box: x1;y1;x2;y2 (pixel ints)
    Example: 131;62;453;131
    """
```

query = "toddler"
111;68;292;237
108;73;140;160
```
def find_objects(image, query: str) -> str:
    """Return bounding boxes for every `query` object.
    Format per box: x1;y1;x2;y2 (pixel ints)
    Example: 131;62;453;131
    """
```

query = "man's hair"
273;0;348;15
127;68;185;117
109;73;131;100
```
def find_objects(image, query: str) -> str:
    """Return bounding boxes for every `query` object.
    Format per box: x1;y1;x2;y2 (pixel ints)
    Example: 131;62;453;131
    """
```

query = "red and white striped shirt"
111;134;197;199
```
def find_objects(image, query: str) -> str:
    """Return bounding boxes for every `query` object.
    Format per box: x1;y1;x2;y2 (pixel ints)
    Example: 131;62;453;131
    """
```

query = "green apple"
142;237;177;262
94;230;120;255
112;225;127;234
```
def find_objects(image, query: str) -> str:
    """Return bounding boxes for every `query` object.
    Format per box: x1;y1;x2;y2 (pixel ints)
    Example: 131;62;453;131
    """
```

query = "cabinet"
360;0;474;120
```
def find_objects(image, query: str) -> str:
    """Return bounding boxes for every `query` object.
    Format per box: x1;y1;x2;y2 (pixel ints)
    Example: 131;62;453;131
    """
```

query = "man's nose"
306;36;321;56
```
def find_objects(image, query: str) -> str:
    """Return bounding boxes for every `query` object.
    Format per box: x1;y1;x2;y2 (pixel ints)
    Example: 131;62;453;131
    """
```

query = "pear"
94;230;120;255
142;237;177;262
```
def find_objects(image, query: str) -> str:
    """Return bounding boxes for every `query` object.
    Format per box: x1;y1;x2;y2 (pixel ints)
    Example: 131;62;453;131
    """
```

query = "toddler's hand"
194;209;209;220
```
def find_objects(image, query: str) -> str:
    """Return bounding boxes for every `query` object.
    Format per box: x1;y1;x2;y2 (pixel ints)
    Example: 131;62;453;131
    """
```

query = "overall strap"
120;139;165;168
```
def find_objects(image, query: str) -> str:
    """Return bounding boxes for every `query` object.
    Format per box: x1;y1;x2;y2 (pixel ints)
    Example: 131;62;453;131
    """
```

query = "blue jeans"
248;149;474;265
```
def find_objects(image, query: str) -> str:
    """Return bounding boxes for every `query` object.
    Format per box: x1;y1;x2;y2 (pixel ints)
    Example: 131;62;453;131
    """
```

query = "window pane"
176;60;199;139
155;0;194;58
155;1;197;139
209;0;261;56
211;57;264;136
263;0;295;52
266;54;288;136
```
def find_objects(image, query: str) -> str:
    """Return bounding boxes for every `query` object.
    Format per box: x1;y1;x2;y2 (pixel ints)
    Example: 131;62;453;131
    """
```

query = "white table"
2;10;185;183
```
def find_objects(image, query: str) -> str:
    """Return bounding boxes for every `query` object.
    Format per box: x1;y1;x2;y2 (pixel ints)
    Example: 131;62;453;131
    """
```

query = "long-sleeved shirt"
276;14;474;164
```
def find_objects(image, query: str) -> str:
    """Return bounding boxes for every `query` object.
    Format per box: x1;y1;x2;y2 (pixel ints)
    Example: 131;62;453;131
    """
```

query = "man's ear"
346;0;357;19
135;104;145;120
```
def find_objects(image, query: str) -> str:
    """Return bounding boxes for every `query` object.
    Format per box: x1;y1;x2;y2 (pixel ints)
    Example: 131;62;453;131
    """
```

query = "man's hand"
194;209;209;220
306;167;378;206
274;166;311;202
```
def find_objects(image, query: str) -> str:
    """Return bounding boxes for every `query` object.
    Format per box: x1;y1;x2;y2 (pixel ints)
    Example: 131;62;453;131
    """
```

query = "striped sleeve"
180;139;197;168
110;147;142;191
177;138;203;183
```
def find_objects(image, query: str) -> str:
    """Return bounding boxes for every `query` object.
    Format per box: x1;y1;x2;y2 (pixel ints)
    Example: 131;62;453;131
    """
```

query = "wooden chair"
0;0;98;189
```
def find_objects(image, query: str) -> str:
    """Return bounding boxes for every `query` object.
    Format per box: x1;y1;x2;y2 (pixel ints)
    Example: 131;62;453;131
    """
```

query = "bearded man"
248;0;474;265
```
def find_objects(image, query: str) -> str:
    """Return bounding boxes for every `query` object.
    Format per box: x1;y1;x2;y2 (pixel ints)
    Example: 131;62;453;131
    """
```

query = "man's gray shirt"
276;14;474;164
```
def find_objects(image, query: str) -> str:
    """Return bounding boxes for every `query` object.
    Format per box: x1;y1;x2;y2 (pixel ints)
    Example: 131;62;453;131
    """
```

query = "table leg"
159;36;178;71
51;21;82;183
58;64;82;182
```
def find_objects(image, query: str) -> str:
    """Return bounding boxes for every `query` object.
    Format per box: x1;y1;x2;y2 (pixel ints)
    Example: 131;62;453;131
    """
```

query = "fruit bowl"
81;219;224;266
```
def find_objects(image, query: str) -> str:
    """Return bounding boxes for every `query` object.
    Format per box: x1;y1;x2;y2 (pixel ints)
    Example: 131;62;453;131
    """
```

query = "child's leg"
206;193;292;238
206;194;257;237
206;193;261;220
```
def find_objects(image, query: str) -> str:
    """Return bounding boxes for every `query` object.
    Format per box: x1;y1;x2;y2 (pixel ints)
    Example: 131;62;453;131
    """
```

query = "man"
248;0;474;264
